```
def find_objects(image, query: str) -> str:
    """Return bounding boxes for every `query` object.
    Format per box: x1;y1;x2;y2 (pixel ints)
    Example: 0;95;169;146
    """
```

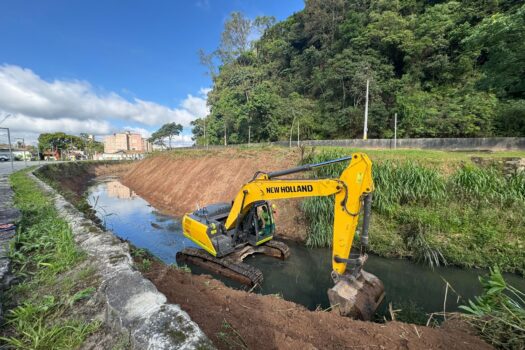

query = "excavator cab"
241;201;274;246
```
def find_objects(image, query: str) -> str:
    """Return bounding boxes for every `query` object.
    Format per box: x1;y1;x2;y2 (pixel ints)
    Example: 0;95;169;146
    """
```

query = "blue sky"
0;0;304;145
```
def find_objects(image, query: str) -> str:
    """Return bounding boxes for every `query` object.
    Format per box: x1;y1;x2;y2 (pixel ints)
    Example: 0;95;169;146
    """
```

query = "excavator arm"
224;153;374;276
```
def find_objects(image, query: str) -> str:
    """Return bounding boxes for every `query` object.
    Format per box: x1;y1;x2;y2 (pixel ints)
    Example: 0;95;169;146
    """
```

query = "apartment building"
104;131;152;153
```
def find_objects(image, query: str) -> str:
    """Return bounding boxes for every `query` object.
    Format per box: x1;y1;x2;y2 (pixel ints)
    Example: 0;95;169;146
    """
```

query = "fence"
186;137;525;151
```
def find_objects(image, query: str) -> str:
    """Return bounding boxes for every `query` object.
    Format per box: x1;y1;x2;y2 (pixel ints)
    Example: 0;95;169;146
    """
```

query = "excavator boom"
224;153;373;276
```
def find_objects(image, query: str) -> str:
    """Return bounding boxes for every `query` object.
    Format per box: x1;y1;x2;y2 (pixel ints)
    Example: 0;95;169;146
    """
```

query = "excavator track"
176;240;290;287
265;240;291;259
176;247;264;287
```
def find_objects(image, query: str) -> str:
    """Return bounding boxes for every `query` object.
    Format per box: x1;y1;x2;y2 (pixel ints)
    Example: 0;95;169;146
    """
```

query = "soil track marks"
142;260;491;350
121;148;307;241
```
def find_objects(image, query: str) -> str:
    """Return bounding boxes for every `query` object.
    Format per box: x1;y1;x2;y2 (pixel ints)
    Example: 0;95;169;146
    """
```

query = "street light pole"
363;79;369;140
0;113;12;125
394;113;397;150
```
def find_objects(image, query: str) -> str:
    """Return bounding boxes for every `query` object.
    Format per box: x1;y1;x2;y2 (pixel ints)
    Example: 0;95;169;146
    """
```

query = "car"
0;155;10;162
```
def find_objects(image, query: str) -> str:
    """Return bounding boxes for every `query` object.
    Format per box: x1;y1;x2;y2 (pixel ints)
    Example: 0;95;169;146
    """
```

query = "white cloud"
0;64;210;144
120;126;152;139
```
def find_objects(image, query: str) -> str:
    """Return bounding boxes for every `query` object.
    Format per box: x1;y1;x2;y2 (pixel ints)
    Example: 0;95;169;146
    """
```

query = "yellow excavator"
177;153;384;320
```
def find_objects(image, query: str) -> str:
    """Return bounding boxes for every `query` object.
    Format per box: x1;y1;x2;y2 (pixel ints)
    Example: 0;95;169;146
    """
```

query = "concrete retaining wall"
188;137;525;151
29;170;214;350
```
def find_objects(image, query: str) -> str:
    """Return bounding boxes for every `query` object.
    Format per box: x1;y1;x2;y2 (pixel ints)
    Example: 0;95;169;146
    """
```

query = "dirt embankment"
121;148;308;241
141;259;491;350
36;161;132;199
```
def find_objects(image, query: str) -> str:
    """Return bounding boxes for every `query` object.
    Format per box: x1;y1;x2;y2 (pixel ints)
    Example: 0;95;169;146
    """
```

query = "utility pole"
224;123;227;146
289;112;296;148
363;79;369;140
297;121;300;147
394;113;397;150
203;118;206;149
248;125;251;146
0;127;14;171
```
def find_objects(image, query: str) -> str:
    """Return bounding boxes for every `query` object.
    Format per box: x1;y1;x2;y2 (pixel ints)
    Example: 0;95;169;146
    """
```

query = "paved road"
0;160;48;175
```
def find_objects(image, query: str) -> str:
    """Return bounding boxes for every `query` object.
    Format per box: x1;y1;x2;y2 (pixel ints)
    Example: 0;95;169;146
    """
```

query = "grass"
460;267;525;349
0;169;102;349
300;149;525;274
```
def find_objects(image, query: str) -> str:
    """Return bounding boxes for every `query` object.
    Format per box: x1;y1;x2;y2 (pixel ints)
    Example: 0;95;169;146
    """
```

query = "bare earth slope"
143;260;491;350
121;148;307;241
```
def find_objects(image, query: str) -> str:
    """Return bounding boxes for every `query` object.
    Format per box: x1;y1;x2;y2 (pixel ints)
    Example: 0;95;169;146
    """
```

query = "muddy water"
88;179;525;316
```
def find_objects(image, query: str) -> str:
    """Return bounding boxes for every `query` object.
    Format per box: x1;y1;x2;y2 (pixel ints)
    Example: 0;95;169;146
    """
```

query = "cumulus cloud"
0;64;209;143
119;126;152;139
153;134;194;149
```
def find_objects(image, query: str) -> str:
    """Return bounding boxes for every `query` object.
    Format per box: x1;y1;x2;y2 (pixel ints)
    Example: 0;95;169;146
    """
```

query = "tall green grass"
460;267;525;349
451;165;525;205
1;169;100;349
301;150;525;274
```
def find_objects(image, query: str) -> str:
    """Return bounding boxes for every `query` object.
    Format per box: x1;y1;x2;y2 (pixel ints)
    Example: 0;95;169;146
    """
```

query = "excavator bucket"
327;270;385;321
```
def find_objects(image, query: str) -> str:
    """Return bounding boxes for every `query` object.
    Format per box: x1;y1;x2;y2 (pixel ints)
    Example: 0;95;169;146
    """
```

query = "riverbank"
136;255;491;350
1;169;109;348
30;157;497;349
1;168;212;349
121;146;525;274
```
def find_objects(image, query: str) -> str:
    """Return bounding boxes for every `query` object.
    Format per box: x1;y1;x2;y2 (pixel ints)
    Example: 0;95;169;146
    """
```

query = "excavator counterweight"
178;153;384;320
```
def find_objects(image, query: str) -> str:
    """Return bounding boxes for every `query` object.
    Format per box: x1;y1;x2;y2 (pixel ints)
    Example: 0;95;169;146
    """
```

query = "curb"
0;174;20;321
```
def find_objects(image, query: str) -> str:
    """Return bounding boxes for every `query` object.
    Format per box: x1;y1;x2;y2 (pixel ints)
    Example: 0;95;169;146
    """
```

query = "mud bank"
140;258;491;350
121;148;308;241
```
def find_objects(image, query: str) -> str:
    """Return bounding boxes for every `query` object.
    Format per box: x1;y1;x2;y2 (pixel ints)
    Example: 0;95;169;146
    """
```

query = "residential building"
104;131;152;154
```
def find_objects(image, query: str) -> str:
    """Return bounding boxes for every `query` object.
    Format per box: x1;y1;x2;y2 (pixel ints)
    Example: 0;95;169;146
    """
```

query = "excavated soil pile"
142;260;491;350
121;148;308;241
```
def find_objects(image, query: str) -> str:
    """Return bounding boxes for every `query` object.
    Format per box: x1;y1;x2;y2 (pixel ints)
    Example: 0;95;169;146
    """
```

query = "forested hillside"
192;0;525;145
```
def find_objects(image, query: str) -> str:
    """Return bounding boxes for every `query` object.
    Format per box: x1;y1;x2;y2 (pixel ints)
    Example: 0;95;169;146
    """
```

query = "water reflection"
88;179;525;315
107;181;137;199
88;179;197;263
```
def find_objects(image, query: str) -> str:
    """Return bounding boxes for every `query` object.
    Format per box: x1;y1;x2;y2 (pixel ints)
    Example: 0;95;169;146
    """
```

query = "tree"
217;12;252;64
38;133;83;152
149;123;183;149
201;3;525;142
465;4;525;98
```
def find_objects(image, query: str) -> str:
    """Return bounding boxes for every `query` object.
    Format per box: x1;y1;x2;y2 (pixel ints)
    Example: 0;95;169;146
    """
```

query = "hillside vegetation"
193;0;525;144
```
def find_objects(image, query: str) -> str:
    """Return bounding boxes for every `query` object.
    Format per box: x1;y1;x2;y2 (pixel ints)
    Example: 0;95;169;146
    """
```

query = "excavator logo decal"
266;185;314;194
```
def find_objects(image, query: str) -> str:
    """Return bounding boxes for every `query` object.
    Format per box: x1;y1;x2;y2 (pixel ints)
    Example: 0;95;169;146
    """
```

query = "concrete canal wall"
29;168;214;349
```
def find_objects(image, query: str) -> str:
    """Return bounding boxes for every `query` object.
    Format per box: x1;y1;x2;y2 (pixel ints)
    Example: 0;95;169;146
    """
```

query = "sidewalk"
0;173;20;319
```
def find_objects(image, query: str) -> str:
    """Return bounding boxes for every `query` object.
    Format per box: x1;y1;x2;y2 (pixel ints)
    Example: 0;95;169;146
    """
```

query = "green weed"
1;170;100;348
460;267;525;349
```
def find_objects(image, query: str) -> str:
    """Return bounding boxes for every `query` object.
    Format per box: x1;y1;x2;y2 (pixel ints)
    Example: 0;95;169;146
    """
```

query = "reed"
460;267;525;349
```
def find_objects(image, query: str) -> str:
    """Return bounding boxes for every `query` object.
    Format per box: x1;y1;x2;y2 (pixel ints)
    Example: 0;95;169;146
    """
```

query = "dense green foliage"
0;170;100;349
301;149;525;274
38;132;103;158
460;267;525;349
194;1;525;144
